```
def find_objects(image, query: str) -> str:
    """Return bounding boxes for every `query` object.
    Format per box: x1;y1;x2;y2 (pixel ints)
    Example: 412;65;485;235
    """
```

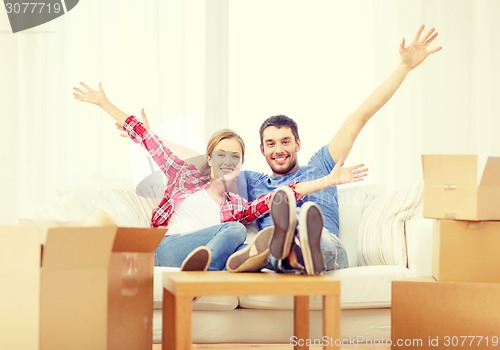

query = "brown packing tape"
468;221;485;229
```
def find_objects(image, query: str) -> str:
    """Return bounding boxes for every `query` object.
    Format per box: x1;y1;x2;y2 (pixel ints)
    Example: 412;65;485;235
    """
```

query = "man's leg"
266;201;324;275
320;230;349;271
267;205;349;274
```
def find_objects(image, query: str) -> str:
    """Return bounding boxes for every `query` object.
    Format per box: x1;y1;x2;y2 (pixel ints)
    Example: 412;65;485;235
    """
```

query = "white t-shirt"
166;189;221;235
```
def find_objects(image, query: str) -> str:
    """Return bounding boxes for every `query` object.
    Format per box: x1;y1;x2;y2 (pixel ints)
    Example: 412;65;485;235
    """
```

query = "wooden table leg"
175;295;193;350
162;288;176;350
322;293;340;350
162;290;193;350
294;295;310;350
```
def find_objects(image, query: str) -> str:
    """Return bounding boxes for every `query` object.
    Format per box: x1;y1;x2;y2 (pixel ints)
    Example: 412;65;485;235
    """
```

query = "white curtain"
1;0;499;223
1;0;211;222
227;0;500;191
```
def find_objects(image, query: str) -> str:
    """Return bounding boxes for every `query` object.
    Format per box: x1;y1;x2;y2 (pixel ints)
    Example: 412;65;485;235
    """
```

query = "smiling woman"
200;130;245;182
71;82;308;272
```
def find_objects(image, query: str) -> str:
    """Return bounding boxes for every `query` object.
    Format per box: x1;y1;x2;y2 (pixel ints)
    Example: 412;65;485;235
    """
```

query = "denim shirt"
242;145;339;235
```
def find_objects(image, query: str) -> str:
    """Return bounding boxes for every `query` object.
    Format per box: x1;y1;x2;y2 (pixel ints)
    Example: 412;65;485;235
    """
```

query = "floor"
152;344;390;349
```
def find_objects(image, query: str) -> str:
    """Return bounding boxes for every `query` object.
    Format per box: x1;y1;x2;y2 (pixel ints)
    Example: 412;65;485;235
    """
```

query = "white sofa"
41;176;434;344
149;183;434;344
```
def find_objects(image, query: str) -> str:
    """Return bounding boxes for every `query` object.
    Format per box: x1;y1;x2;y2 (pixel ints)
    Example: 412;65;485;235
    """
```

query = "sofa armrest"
405;218;434;276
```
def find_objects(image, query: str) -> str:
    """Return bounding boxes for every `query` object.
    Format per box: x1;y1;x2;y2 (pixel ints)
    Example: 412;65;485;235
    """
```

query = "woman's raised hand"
73;82;107;106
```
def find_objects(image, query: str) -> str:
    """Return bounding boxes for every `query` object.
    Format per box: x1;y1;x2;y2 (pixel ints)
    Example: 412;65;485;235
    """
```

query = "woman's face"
209;138;243;182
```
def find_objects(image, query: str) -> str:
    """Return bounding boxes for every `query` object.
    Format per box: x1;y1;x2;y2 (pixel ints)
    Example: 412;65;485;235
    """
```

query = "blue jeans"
268;229;349;272
154;222;247;271
320;230;349;271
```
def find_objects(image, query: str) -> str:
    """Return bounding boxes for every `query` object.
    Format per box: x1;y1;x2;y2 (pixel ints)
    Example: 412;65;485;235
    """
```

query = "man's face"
260;126;300;176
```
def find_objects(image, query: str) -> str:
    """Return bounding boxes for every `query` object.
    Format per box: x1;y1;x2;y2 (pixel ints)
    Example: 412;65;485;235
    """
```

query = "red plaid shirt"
124;115;303;228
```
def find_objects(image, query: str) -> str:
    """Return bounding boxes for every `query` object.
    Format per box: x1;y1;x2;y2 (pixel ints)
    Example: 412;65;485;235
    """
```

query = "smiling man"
242;24;442;275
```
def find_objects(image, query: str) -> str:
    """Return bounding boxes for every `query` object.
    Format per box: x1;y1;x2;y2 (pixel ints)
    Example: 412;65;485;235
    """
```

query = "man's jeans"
154;222;247;271
268;229;349;272
320;230;349;271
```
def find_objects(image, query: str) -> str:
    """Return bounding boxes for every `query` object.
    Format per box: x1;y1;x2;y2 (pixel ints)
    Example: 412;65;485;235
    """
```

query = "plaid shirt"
123;115;303;228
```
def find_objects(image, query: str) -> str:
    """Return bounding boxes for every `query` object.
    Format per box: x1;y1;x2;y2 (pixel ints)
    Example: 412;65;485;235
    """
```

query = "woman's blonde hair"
199;129;245;177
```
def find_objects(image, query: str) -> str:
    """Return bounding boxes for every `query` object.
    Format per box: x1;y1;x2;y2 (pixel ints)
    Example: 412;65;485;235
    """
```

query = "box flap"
18;219;80;245
43;227;116;270
480;156;500;187
112;227;166;253
422;154;477;185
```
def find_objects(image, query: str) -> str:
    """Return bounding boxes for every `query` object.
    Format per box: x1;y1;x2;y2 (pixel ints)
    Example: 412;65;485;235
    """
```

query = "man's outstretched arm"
328;25;442;163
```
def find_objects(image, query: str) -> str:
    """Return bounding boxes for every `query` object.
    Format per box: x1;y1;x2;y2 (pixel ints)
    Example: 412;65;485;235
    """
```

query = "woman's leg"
204;222;247;270
154;222;247;270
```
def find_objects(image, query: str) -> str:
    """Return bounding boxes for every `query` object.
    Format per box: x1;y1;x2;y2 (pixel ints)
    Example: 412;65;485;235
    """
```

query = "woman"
73;82;367;271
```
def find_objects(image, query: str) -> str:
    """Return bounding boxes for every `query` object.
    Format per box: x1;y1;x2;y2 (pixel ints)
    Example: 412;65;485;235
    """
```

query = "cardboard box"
433;219;500;283
107;227;165;350
3;221;165;350
40;226;117;350
422;154;500;220
0;226;41;350
392;277;500;349
40;225;165;350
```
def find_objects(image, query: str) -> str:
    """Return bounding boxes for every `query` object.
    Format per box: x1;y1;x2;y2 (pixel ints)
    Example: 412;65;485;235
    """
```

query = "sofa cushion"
357;179;423;267
337;184;386;267
238;265;413;310
153;267;239;310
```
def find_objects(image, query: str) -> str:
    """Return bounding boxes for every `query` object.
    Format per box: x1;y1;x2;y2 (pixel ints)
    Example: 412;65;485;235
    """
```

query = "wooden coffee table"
162;271;340;350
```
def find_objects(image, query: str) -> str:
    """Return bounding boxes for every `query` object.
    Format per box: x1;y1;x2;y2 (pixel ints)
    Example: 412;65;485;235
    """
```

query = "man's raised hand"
400;25;442;70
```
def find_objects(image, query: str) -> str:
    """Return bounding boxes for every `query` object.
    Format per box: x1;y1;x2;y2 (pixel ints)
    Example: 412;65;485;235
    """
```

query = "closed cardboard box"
392;277;500;350
433;219;500;283
422;154;500;220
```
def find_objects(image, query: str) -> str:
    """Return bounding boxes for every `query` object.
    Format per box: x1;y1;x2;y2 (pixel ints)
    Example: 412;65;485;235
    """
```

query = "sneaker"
226;227;273;272
269;186;297;260
181;246;212;271
296;202;325;275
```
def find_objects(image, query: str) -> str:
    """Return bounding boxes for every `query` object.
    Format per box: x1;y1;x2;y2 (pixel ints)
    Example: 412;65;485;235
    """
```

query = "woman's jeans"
154;221;247;271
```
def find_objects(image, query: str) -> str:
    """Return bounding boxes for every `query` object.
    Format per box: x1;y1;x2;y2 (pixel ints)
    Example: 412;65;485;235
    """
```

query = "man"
241;25;442;274
120;25;442;275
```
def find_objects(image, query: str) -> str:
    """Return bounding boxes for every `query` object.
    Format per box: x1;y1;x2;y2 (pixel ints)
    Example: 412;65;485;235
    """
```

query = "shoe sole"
298;203;324;275
226;227;273;272
181;246;212;271
269;187;297;260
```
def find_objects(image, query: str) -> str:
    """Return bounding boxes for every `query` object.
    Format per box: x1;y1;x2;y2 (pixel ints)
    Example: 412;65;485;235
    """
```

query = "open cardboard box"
2;218;165;350
392;276;500;349
433;219;500;283
422;154;500;220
